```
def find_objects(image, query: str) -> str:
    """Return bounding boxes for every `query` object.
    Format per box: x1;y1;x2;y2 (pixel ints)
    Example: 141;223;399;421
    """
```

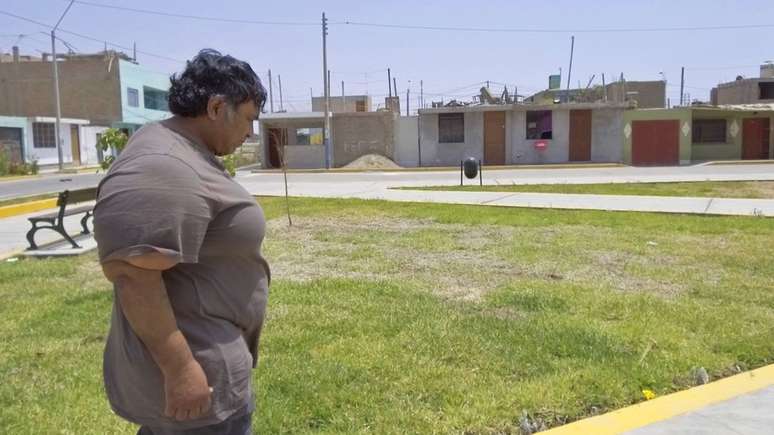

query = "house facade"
0;49;170;165
623;105;774;165
418;103;630;166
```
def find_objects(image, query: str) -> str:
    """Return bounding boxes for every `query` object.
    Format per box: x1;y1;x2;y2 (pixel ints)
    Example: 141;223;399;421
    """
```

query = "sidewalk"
0;205;93;260
542;364;774;435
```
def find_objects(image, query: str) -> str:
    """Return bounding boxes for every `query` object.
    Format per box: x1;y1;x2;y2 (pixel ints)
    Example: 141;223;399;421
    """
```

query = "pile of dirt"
342;154;401;170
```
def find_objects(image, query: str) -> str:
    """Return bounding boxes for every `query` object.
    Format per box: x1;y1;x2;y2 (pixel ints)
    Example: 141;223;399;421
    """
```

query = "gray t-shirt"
94;121;270;429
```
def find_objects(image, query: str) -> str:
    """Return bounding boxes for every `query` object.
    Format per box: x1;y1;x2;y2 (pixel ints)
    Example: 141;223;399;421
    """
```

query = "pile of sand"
342;154;402;170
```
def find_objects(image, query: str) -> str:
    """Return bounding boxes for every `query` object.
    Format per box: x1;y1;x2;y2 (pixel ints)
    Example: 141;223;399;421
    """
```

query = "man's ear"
206;96;227;121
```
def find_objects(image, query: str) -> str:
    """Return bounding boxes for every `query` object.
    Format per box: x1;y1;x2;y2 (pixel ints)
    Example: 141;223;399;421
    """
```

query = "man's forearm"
113;268;194;376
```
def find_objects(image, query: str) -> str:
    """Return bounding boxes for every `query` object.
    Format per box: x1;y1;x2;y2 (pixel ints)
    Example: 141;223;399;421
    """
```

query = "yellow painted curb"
541;364;774;434
0;174;41;182
0;198;58;219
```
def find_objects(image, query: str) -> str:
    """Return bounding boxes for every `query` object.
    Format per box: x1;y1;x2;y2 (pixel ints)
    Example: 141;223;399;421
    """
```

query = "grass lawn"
1;197;773;434
402;180;774;199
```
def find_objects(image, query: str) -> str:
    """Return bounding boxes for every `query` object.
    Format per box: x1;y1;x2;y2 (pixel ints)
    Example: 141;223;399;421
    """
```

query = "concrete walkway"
625;386;774;435
543;364;774;435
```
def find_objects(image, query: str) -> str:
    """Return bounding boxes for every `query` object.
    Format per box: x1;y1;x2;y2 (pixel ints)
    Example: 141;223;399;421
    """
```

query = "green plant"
96;128;129;170
0;150;8;176
221;153;237;177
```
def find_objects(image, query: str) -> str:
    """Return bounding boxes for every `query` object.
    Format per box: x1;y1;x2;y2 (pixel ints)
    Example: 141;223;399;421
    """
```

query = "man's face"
212;100;260;156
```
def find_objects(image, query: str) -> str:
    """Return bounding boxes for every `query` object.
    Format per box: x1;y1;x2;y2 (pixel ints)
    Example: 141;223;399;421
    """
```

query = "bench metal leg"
80;212;92;234
57;224;81;249
26;223;39;250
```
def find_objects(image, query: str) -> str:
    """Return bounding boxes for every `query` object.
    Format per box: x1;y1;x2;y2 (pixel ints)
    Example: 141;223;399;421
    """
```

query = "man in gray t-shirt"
95;49;269;435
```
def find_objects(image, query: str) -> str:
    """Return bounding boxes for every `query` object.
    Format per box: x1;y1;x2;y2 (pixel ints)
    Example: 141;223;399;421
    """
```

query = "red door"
569;109;592;161
631;120;680;166
742;118;770;160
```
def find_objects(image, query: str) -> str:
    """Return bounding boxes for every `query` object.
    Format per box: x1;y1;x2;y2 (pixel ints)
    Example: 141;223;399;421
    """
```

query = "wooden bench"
26;187;97;250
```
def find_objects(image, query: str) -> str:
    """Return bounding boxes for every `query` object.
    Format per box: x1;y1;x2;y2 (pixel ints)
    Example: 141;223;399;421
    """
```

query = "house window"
760;82;774;100
143;86;169;111
32;123;56;148
526;110;552;139
127;87;139;107
692;119;727;143
296;128;323;145
438;113;464;143
356;100;367;112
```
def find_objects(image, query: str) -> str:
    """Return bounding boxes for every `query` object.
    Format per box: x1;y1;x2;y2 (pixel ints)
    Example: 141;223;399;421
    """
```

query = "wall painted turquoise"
0;115;29;161
117;60;171;132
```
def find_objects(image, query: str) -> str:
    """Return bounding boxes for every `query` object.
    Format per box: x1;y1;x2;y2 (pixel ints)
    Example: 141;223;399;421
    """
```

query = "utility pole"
52;0;75;171
387;68;392;98
419;80;425;109
680;66;685;106
278;74;284;112
322;12;331;168
268;69;274;112
132;42;136;62
393;77;397;100
566;35;575;103
602;73;607;101
341;80;345;110
406;87;410;116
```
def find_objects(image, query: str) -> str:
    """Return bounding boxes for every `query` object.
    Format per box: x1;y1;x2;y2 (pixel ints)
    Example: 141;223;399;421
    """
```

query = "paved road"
0;173;103;200
2;164;774;201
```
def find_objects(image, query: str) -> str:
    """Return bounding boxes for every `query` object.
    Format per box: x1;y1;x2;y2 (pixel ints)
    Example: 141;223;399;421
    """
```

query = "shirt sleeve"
94;154;216;266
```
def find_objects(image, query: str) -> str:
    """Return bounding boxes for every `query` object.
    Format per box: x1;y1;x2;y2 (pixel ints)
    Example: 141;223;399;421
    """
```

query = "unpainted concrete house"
258;111;419;169
418;103;630;166
711;64;774;105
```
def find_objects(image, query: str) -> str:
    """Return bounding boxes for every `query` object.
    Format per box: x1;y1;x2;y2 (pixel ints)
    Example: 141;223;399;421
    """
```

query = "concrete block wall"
332;112;394;167
419;112;483;166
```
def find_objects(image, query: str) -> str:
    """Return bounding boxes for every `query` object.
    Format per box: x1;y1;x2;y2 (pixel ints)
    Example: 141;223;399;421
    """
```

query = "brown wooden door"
632;120;680;166
484;111;506;165
266;128;286;168
742;118;771;160
569;109;592;161
70;125;81;166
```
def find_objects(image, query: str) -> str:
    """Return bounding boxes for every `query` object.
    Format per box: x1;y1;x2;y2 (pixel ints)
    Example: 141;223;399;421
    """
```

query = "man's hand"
164;358;213;421
102;258;212;422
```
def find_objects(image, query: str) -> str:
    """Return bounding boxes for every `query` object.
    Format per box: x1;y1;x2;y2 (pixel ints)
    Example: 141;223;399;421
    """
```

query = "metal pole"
278;74;284;112
406;87;410;116
341;80;345;110
479;160;482;186
322;12;331;168
566;35;575;102
680;67;685;106
387;68;392;98
602;73;607;101
268;69;274;113
52;30;63;170
420;80;423;109
51;0;75;171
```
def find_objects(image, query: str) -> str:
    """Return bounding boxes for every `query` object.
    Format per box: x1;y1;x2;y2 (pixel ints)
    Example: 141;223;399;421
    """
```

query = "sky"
2;0;773;112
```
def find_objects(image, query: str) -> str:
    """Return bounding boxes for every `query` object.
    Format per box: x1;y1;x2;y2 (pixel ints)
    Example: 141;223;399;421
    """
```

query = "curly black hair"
168;49;267;117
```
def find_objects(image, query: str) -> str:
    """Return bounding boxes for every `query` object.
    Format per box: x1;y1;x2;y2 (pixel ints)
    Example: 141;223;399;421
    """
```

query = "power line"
70;0;319;26
0;9;185;63
338;20;774;33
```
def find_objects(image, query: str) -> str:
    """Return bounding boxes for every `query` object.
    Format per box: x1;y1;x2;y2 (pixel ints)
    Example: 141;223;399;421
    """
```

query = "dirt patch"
264;215;713;301
342;154;401;170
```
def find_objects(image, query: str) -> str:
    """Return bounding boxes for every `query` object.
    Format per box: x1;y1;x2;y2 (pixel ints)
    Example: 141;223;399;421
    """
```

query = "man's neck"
166;116;212;152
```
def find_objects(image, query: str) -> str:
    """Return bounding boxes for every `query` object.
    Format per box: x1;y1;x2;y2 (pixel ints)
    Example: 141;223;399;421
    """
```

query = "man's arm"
102;258;212;421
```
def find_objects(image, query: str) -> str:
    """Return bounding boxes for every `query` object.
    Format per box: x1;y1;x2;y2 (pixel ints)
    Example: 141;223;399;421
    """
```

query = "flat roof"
259;112;324;121
419;102;632;114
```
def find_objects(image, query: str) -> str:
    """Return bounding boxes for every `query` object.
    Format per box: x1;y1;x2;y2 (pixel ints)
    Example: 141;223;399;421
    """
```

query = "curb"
540;363;774;434
0;198;58;219
0;174;42;183
250;163;624;174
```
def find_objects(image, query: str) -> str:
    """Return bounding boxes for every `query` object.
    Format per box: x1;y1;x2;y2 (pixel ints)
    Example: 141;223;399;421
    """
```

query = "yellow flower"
642;389;657;400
